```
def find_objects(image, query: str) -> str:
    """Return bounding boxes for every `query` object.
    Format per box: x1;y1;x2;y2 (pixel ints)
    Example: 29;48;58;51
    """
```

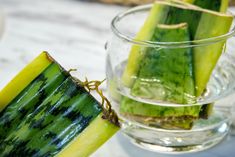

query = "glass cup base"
130;138;225;154
121;117;230;154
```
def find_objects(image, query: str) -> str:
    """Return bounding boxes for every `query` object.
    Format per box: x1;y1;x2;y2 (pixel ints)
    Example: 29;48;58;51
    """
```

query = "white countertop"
0;0;234;156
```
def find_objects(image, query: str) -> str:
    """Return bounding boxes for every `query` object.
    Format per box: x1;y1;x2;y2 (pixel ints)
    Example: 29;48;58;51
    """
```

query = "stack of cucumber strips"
120;0;233;129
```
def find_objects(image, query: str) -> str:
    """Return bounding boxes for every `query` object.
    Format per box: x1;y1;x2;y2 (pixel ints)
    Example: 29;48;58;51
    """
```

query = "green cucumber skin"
162;6;201;38
193;0;221;11
154;2;232;96
0;63;67;142
131;25;195;103
145;3;202;38
0;65;102;156
121;0;224;87
121;24;199;129
35;93;100;156
123;1;232;92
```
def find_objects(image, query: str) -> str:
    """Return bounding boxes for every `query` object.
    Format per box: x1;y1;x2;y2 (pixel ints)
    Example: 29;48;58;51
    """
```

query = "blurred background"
93;0;235;6
0;0;235;89
0;0;127;90
0;0;235;157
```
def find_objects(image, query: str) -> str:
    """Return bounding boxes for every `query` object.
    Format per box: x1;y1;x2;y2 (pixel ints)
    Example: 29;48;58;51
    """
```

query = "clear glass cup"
105;4;235;154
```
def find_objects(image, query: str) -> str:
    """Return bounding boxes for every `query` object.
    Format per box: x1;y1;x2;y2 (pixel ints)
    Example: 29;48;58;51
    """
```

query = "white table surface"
0;0;234;156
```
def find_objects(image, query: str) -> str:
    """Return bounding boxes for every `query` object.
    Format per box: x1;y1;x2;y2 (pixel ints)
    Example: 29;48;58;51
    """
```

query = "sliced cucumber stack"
122;0;232;94
120;0;233;129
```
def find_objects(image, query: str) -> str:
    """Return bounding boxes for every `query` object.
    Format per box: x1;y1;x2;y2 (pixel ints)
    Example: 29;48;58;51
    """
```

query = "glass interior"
106;3;235;153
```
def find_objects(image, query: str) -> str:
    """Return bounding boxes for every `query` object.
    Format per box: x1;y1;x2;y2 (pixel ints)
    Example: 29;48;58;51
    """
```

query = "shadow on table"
116;132;235;157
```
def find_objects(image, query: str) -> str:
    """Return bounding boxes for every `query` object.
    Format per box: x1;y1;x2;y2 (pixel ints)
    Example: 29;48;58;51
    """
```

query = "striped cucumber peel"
120;23;199;129
3;78;79;139
131;23;195;103
183;0;229;12
2;78;102;156
37;94;101;156
0;52;119;157
0;63;67;141
122;0;233;96
1;72;79;155
0;52;52;112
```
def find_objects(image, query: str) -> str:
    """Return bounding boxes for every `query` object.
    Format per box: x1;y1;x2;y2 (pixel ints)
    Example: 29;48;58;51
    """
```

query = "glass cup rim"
111;4;235;48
